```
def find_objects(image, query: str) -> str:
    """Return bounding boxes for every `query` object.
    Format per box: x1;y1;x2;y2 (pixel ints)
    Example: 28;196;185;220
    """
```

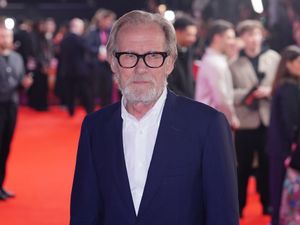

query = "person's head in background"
44;17;56;39
272;45;300;94
0;25;13;54
292;20;300;46
92;8;116;31
226;37;244;63
236;20;264;58
69;18;85;36
206;19;235;56
173;15;198;48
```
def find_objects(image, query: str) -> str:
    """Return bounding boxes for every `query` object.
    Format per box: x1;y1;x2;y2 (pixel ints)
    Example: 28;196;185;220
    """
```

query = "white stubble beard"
115;73;167;105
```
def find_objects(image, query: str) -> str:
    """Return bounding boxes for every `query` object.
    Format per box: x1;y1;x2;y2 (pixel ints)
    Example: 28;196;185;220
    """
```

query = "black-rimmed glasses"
114;51;169;68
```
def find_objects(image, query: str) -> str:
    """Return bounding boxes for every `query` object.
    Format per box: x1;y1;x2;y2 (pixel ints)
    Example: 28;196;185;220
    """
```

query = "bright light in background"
5;18;15;30
164;10;175;22
158;4;167;14
251;0;264;14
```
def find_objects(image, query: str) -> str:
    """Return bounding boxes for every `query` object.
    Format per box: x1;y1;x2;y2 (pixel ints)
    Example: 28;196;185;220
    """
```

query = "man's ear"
165;57;175;76
109;56;118;74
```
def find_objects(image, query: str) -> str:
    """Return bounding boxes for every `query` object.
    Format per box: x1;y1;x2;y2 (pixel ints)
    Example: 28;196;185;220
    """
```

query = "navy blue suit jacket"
70;91;239;225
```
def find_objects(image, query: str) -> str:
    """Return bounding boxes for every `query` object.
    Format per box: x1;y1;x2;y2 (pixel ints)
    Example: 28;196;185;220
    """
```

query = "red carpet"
0;106;270;225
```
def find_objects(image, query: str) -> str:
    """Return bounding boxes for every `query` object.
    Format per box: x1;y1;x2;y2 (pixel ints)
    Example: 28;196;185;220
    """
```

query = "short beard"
115;73;167;105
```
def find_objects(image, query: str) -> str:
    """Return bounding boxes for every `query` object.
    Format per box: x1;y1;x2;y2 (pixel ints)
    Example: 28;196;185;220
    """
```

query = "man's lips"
132;80;151;84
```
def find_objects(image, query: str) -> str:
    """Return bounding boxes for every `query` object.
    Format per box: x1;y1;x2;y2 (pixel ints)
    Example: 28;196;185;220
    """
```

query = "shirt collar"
121;87;167;125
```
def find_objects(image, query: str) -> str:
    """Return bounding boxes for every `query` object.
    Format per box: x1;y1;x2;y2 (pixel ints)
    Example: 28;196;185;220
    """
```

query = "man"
85;8;116;107
195;20;240;129
167;15;198;99
229;20;280;217
0;25;32;200
59;18;94;116
70;10;239;225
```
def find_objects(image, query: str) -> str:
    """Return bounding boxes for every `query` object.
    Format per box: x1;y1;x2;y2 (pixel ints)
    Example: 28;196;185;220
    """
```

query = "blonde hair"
236;20;263;36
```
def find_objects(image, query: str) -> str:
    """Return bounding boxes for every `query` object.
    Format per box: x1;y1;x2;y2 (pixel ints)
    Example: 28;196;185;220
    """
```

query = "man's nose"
134;57;148;71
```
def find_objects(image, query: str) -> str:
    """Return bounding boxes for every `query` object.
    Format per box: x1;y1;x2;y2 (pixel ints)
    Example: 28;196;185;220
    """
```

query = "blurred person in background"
14;19;34;73
266;45;300;225
28;18;55;111
59;18;94;116
230;20;281;217
0;25;32;200
293;20;300;46
13;19;35;105
167;14;197;99
195;19;240;129
85;8;116;107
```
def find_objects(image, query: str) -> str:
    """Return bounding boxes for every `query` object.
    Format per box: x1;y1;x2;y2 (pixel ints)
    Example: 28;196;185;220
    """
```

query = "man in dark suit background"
85;9;116;107
167;15;197;99
59;18;94;116
70;10;239;225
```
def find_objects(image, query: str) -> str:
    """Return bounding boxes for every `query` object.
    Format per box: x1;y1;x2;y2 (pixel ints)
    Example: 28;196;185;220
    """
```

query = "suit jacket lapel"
111;105;137;219
110;92;181;220
137;91;179;217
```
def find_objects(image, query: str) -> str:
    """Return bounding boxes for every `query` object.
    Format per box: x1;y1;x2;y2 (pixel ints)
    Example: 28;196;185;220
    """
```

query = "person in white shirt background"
195;19;240;129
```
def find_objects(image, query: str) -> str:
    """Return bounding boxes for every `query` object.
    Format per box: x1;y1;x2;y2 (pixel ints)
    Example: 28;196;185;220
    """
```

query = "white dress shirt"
121;88;167;215
195;48;236;125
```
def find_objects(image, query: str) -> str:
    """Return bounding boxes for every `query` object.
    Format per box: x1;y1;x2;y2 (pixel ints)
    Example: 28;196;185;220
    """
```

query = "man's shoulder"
260;49;281;62
230;55;249;67
9;51;22;60
168;93;230;135
169;92;220;120
85;102;120;125
261;49;280;57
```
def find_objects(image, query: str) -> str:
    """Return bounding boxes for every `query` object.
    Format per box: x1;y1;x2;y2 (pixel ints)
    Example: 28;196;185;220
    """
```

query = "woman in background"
266;45;300;225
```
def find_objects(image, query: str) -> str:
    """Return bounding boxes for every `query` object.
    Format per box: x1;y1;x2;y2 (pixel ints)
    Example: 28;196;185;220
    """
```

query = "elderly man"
70;10;239;225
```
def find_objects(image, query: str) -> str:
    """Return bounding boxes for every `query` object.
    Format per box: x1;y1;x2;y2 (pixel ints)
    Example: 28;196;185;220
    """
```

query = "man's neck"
126;101;156;120
0;48;11;56
209;43;223;55
244;47;261;58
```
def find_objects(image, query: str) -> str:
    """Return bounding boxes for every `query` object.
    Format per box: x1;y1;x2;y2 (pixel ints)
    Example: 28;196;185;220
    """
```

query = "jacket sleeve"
70;117;102;225
202;112;239;225
277;86;300;142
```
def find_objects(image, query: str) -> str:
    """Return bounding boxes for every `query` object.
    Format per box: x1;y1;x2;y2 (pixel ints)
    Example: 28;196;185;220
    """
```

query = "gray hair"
107;10;177;60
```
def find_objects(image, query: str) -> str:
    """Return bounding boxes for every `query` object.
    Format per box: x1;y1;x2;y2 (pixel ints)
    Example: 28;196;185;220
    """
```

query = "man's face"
219;28;236;55
240;28;263;52
98;16;115;30
287;56;300;77
176;25;198;47
110;23;174;104
0;28;13;51
293;28;300;46
45;20;56;34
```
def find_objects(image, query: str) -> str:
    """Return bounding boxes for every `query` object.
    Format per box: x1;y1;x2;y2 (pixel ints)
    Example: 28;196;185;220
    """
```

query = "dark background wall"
0;0;148;23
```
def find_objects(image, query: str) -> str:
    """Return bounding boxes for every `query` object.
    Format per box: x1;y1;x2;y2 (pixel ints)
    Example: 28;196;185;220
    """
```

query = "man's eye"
148;53;160;58
125;54;136;58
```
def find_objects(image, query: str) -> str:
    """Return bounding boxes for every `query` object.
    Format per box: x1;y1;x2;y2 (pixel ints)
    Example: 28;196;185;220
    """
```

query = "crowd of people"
0;5;300;225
